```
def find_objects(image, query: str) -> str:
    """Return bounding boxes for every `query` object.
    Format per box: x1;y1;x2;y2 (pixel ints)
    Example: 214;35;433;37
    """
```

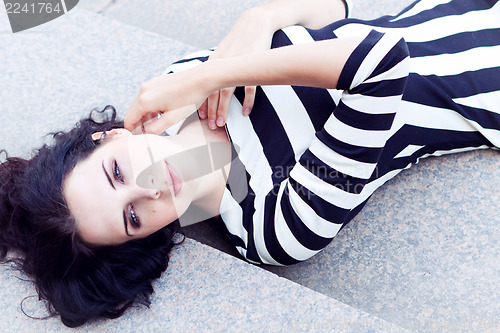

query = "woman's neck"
176;115;231;222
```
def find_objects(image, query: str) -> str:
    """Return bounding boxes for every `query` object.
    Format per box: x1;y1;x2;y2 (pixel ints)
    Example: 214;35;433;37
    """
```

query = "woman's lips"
165;161;182;196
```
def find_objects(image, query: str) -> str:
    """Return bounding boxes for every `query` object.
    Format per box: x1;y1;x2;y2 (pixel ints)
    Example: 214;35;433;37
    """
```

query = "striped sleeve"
162;49;213;75
342;0;353;18
252;30;410;265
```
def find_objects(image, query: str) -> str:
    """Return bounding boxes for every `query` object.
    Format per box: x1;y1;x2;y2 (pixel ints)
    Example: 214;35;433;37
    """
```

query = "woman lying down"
1;0;499;327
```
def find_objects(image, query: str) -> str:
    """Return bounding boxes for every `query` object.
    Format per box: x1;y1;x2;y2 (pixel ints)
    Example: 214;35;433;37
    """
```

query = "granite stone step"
77;0;418;50
0;238;407;332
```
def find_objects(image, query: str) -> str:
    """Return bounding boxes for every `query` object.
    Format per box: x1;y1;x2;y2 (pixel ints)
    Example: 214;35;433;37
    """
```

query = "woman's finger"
207;91;220;130
130;112;160;134
124;92;142;131
145;104;197;135
198;99;208;119
216;87;235;127
124;79;161;130
125;91;160;132
242;86;256;116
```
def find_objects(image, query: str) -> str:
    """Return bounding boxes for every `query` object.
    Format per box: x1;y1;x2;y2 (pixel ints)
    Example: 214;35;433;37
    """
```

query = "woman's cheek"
170;183;198;220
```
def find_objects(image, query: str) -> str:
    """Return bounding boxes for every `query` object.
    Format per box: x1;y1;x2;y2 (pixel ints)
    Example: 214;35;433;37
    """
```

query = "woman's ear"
91;128;132;142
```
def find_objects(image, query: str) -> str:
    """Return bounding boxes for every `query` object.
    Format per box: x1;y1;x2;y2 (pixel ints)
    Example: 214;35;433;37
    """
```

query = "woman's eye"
113;160;124;182
129;206;141;229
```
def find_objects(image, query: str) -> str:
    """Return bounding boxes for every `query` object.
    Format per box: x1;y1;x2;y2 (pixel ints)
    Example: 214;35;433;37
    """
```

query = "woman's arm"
127;0;349;132
200;0;349;126
205;37;361;93
125;36;361;133
258;0;348;31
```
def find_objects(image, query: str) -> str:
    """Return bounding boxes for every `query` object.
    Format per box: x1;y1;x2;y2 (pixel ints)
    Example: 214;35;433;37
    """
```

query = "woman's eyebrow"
102;160;116;190
102;160;131;237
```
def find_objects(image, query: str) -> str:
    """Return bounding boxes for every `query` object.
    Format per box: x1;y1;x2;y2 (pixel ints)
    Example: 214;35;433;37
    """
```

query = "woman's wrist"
200;55;258;95
199;36;361;93
198;58;227;96
256;0;302;31
238;5;281;34
256;0;347;30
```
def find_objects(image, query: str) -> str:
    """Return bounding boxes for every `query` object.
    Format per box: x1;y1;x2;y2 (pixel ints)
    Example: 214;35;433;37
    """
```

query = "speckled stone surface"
0;6;197;159
77;0;416;50
79;0;271;49
349;0;416;19
0;238;406;332
0;6;406;332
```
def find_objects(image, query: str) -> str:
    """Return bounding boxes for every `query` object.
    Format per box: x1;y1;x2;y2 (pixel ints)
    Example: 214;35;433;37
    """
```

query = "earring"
91;132;105;141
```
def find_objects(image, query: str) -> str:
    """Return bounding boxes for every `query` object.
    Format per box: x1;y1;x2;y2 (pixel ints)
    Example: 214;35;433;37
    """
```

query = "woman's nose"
132;180;161;200
134;161;167;192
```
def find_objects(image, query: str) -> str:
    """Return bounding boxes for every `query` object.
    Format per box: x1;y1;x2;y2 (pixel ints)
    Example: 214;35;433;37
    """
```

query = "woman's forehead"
63;145;126;245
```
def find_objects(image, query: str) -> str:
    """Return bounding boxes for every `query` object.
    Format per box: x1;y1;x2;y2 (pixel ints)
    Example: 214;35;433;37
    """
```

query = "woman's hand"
199;7;276;129
199;0;347;129
124;36;360;134
124;67;213;134
124;0;348;134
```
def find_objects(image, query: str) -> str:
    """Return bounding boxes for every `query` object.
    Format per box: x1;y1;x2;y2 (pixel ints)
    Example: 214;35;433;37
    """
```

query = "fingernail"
199;111;206;119
243;108;251;116
216;117;224;127
208;119;216;129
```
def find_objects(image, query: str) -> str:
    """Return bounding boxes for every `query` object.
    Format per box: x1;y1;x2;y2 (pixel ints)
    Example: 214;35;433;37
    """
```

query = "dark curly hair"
0;105;183;327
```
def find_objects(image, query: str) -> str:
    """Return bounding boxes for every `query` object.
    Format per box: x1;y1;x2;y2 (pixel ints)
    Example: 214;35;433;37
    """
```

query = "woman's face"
63;129;199;245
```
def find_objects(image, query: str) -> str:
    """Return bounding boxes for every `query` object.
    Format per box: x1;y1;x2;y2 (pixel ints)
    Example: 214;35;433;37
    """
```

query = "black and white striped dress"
165;0;500;265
